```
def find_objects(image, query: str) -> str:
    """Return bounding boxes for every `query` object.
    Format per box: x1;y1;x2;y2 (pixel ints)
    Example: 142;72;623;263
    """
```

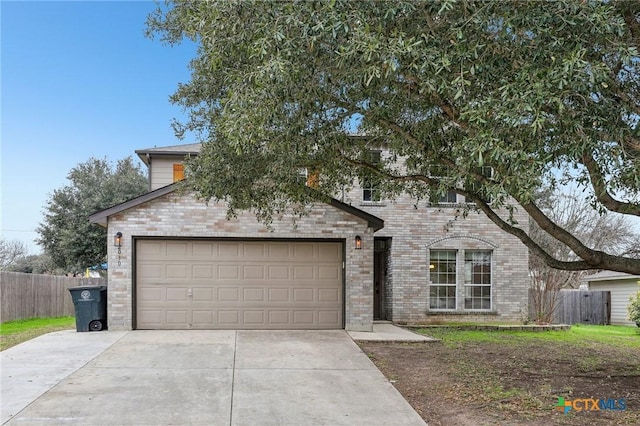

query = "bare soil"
358;332;640;425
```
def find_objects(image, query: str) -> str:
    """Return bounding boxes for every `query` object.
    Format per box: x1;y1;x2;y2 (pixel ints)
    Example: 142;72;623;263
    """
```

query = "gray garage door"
136;240;343;329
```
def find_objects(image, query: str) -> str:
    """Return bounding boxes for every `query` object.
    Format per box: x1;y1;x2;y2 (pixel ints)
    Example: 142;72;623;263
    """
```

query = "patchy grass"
0;316;75;351
416;324;640;348
359;325;640;425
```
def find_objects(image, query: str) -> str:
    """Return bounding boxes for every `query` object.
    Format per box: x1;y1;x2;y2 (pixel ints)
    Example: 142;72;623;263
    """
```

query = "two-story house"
89;143;530;331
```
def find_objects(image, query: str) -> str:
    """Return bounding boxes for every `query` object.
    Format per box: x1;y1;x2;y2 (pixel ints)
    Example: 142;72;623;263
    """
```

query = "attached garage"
89;185;383;331
136;239;344;330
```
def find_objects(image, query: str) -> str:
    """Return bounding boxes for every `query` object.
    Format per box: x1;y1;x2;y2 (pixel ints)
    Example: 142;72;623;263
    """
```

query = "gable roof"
135;143;202;166
89;183;384;231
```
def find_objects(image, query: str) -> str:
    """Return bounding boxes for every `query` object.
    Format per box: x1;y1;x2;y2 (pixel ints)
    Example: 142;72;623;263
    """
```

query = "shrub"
629;291;640;328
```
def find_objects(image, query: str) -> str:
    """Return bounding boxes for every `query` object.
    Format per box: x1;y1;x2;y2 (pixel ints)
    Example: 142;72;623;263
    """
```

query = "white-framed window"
466;166;494;204
362;181;381;202
464;250;492;310
296;168;308;184
438;189;458;204
429;250;457;310
362;150;382;202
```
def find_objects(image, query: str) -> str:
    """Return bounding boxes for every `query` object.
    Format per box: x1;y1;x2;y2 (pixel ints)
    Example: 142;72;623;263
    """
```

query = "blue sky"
2;1;197;253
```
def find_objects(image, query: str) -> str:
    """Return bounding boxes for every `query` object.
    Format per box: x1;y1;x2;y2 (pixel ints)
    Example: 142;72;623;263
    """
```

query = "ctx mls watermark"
556;397;626;414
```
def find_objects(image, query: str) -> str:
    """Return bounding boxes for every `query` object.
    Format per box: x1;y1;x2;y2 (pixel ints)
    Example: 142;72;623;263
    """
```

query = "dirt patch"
359;333;640;425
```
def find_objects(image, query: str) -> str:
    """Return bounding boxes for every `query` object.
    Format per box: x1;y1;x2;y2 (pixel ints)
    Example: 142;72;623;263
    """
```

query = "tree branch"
581;152;640;216
368;118;640;274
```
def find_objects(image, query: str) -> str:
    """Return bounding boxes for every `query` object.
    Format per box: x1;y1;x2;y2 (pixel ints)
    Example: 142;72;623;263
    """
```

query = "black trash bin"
68;286;108;332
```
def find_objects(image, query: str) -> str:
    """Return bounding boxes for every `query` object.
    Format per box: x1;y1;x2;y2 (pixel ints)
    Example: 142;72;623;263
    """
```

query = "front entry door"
373;238;389;320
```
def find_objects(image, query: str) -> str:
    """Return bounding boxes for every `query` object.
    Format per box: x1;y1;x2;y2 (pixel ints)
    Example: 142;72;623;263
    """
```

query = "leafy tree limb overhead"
37;157;148;273
147;0;640;274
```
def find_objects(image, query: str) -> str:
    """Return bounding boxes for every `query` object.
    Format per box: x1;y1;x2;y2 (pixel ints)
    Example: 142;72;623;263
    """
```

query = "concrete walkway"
348;323;438;342
2;328;427;425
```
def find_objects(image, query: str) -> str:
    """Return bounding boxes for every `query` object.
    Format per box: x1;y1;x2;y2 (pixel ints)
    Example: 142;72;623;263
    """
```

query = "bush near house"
629;291;640;327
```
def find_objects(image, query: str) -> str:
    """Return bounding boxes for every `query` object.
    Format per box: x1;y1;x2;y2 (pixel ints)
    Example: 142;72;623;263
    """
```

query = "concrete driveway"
2;329;426;425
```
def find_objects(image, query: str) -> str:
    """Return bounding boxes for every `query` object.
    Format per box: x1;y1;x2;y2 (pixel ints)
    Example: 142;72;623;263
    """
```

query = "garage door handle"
187;288;193;298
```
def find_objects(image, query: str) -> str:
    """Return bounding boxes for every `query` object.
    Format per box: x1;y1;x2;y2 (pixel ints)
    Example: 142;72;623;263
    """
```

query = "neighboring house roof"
89;183;384;231
135;143;202;166
584;270;640;283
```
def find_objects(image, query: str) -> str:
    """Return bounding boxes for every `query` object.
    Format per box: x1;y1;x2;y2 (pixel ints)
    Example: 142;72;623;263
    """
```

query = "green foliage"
6;254;54;274
147;1;640;273
36;157;147;273
629;290;640;327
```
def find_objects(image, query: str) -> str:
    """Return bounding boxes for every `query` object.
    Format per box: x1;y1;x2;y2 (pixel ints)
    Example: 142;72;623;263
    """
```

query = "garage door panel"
243;288;265;302
137;310;162;326
192;310;215;326
166;310;189;325
267;265;289;279
166;265;189;279
218;288;239;302
244;243;265;258
267;243;289;260
219;265;239;279
192;242;215;257
293;311;315;324
243;265;264;279
318;243;341;261
192;287;214;302
218;310;240;325
137;240;343;330
293;266;314;279
318;265;339;280
293;288;314;302
137;241;163;259
319;310;339;325
138;287;163;302
268;288;289;302
166;242;189;256
319;288;339;302
293;244;315;259
243;311;265;325
192;265;214;279
138;264;163;279
166;287;189;302
218;243;240;258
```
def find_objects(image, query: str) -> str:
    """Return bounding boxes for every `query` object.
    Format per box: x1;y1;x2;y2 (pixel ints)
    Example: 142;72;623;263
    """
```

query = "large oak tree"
147;0;640;274
37;157;148;273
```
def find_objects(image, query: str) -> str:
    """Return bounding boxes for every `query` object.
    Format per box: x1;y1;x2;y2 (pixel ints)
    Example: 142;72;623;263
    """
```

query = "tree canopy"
0;239;28;271
37;157;148;273
147;0;640;274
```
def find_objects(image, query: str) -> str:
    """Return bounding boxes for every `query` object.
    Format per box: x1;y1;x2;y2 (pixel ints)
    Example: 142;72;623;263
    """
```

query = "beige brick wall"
343;186;530;324
106;192;375;331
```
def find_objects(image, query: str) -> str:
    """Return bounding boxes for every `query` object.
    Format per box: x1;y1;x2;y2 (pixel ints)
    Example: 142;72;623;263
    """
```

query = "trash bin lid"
68;285;107;291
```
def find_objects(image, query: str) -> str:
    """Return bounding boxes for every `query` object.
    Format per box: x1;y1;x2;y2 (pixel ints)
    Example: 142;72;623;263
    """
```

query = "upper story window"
173;163;184;182
466;166;493;204
438;189;458;204
362;150;382;203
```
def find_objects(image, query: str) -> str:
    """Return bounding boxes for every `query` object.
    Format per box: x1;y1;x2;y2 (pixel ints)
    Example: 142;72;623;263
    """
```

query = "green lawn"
0;316;75;351
415;323;640;348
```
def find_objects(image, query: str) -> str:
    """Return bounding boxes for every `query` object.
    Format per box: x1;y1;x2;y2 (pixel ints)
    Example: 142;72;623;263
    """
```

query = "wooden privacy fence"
529;289;611;325
0;271;106;322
